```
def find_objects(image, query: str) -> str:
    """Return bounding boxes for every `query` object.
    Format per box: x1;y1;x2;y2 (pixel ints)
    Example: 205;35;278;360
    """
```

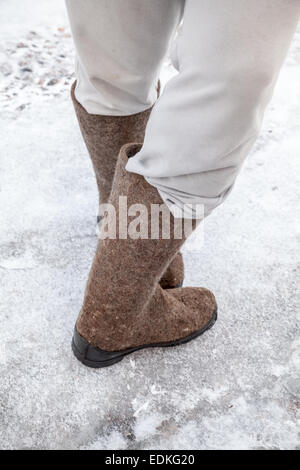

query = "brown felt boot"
71;81;184;289
72;143;217;368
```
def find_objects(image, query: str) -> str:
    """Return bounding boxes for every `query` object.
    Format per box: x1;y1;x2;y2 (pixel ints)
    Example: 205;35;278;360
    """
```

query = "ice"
0;0;299;450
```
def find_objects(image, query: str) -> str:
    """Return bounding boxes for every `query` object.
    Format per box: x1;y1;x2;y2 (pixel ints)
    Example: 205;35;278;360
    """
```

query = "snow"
0;0;299;450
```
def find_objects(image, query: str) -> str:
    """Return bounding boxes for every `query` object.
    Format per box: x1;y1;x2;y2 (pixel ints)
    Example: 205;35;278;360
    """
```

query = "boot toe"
167;286;217;330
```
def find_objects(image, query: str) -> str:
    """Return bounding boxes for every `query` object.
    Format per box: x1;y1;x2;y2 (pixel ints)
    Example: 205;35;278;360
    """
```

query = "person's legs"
65;0;185;115
67;1;216;368
126;0;300;218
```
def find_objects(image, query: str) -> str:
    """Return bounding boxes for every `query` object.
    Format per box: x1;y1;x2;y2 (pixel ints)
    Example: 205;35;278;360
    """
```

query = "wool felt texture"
71;81;184;289
76;143;217;352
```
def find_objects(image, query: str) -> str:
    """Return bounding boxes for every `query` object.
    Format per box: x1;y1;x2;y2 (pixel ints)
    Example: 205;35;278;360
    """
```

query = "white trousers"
66;0;300;217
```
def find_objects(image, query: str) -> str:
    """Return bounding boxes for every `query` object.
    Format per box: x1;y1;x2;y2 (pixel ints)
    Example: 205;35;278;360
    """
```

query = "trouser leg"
126;0;300;217
65;0;185;115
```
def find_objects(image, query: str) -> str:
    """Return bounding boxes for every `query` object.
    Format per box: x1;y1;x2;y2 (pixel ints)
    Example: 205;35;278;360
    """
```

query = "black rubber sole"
71;308;217;368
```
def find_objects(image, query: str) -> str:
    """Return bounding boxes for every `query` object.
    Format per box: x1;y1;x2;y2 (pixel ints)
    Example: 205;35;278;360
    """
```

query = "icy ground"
0;0;299;450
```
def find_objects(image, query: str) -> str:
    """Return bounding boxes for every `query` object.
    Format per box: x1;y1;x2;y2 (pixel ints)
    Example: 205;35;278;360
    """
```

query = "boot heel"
72;329;125;368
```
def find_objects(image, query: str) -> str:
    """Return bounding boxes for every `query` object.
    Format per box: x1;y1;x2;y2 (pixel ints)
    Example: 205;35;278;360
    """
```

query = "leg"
73;143;217;367
126;0;300;217
66;0;186;288
65;0;184;115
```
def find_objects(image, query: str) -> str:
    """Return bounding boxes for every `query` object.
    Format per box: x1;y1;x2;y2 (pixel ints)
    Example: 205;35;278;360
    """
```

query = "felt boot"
71;81;184;289
72;143;217;368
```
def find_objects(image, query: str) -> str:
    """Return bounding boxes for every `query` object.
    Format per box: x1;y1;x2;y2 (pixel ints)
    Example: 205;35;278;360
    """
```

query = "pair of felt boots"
70;82;217;368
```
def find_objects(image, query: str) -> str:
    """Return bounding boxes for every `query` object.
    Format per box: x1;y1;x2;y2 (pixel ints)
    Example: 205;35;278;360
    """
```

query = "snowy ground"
0;0;299;450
